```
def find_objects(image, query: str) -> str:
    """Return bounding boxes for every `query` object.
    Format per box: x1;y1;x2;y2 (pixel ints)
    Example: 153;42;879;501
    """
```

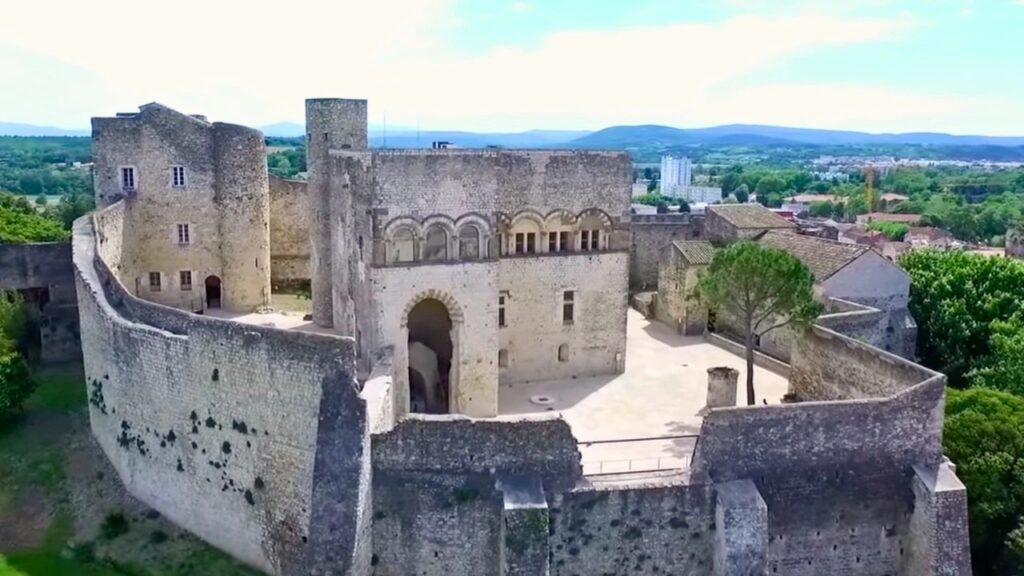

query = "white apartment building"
660;155;692;194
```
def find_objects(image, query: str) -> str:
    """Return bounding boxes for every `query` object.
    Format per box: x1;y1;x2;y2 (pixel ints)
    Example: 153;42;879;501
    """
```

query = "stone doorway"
406;298;452;413
205;275;222;309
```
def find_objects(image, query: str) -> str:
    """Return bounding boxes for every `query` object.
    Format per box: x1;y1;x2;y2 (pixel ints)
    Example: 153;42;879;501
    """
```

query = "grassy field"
0;365;261;576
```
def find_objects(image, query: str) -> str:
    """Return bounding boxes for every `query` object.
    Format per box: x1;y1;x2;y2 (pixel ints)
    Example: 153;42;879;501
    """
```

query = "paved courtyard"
499;309;789;475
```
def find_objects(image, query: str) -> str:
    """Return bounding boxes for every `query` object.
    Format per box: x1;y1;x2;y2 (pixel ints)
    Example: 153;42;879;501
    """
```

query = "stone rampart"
692;322;948;575
369;414;581;575
75;205;370;575
268;175;310;285
629;213;703;289
549;479;716;575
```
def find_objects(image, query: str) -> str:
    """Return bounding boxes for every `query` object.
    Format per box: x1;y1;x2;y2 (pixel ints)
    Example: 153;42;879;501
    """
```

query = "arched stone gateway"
401;290;463;414
205;275;222;309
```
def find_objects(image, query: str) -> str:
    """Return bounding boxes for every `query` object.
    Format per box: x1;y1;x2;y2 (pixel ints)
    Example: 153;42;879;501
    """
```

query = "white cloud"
508;2;532;12
1;2;1016;134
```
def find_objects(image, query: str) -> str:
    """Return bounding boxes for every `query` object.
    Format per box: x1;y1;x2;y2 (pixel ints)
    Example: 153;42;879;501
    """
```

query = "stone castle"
69;99;972;575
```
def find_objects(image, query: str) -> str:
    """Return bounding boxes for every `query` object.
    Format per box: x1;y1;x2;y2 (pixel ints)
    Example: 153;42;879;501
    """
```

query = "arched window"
392;228;416;263
424;226;448;261
459;225;480;259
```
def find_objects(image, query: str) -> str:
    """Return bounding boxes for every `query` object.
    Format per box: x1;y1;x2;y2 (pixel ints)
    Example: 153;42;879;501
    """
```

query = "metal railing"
578;434;698;477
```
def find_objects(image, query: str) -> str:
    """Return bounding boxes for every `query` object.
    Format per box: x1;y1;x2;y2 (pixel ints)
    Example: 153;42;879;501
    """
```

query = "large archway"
406;298;452;413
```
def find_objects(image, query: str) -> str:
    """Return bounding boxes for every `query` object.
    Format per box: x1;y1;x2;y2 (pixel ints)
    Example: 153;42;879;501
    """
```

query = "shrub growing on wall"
0;350;34;421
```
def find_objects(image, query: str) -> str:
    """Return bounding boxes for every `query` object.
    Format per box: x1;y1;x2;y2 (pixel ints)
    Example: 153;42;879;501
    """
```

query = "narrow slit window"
559;231;569;252
515;233;525;254
591;230;600;250
562;290;575;325
526;232;536;254
498;294;507;328
548;232;558;252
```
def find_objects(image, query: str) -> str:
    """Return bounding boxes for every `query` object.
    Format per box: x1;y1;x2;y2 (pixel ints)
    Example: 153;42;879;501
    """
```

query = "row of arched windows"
384;209;613;265
390;224;486;263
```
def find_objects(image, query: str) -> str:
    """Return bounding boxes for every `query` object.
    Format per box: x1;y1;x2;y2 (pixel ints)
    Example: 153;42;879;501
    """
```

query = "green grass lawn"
0;364;262;576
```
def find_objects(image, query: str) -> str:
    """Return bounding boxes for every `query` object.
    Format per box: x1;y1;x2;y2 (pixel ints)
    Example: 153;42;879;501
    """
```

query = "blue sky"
2;0;1022;134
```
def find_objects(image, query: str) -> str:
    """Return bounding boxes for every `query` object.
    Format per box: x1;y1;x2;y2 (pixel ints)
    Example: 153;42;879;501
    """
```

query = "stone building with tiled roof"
705;204;795;242
753;230;917;360
655;240;715;335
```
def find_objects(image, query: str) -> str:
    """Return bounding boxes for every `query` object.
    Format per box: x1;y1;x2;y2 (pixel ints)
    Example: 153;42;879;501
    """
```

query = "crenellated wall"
75;207;370;575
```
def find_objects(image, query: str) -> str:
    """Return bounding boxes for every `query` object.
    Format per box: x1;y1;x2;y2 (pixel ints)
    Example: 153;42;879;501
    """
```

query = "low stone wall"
789;323;939;401
75;207;371;575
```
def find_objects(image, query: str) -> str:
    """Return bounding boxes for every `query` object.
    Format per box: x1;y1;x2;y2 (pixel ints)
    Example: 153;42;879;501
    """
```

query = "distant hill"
0;122;89;137
569;124;1024;148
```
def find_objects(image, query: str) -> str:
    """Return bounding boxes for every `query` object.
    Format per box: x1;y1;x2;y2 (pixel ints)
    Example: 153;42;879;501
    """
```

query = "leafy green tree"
733;184;749;204
947;205;979;242
788;171;813;193
754;174;787;197
635;192;667;207
808;201;833;218
0;192;69;243
866;220;909;241
720;172;741;194
945;388;1024;575
846;194;869;216
900;250;1024;386
34;193;47;207
0;291;32;422
695;242;821;405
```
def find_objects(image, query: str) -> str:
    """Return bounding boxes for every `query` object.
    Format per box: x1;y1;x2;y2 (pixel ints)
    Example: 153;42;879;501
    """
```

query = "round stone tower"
213;122;272;312
305;98;368;327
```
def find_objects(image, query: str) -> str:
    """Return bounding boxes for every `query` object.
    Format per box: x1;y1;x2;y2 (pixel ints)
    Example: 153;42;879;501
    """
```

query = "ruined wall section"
0;242;80;362
498;252;627;384
75;209;371;575
268;175;310;285
370;415;581;575
630;214;703;289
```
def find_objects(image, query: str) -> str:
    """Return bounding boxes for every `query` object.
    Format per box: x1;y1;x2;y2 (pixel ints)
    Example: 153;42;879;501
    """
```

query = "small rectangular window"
591;230;600;250
171;165;186;188
548;232;558;253
498;294;507;328
580;230;590;252
515;233;525;254
177;223;190;245
121;167;136;191
562;290;575;325
559;231;569;252
498;349;509;368
148;272;161;292
526;232;536;254
179;270;192;291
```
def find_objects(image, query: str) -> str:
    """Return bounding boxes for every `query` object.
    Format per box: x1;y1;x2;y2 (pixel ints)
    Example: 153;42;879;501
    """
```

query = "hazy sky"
3;0;1023;134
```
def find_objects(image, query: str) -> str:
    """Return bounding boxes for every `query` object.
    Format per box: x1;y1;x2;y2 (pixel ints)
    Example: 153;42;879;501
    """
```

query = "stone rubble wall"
268;175;310;285
74;206;369;575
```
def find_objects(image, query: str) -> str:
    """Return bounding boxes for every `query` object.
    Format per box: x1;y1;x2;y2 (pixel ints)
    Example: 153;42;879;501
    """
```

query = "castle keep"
74;99;972;575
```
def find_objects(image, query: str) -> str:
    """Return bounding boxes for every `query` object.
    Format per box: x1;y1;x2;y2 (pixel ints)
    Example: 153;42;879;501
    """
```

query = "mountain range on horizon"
4;120;1024;150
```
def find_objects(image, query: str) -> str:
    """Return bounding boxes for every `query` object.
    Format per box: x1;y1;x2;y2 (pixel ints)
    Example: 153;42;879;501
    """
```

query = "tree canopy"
0;193;70;243
900;250;1024;388
695;242;820;404
945;388;1024;575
